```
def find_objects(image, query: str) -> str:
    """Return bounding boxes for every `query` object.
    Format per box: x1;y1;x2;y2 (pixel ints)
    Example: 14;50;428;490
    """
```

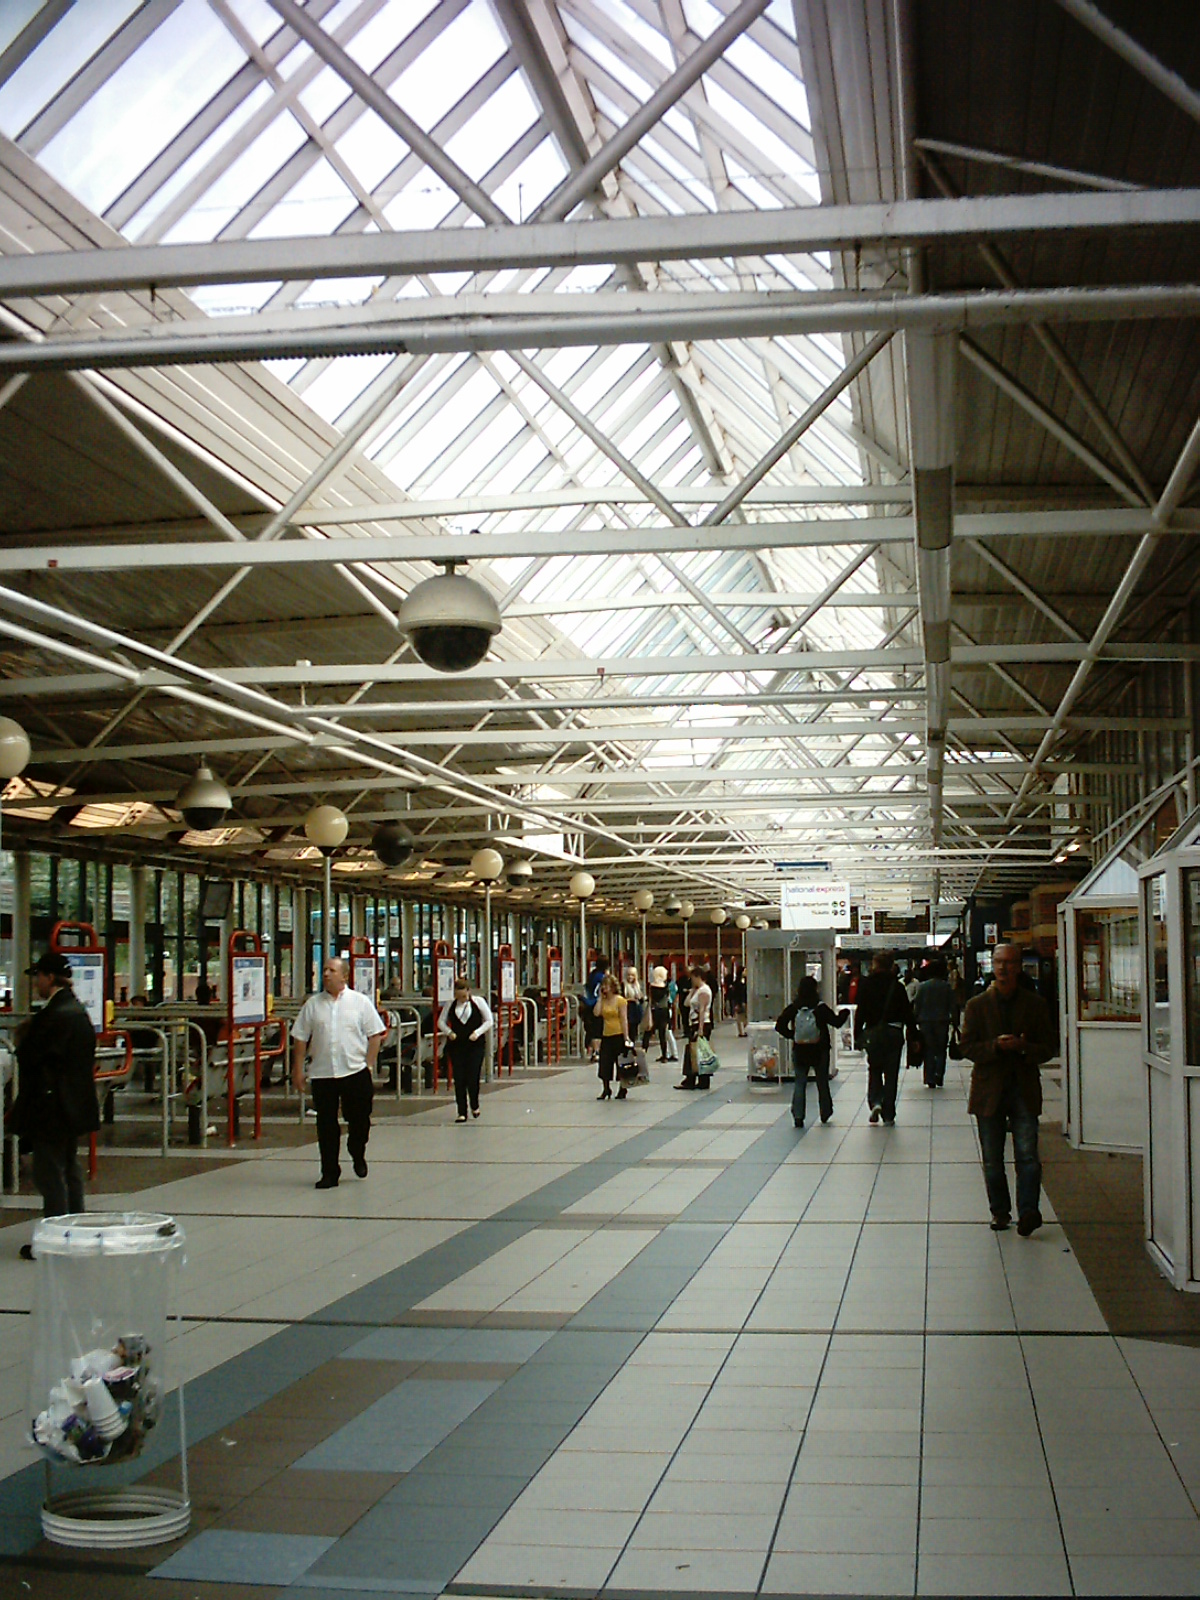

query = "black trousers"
449;1041;484;1115
31;1138;84;1217
865;1028;905;1121
645;1006;669;1058
597;1033;624;1084
310;1068;374;1180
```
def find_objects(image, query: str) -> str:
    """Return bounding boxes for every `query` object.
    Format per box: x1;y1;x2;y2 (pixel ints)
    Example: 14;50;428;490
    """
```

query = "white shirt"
686;982;712;1030
438;994;494;1039
291;986;386;1079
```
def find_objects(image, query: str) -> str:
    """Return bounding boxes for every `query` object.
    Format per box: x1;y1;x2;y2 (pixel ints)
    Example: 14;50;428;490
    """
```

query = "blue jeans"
976;1083;1041;1220
791;1044;832;1125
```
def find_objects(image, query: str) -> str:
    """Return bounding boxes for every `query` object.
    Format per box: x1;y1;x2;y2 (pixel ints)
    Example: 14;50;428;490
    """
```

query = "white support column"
401;901;414;993
128;865;148;997
905;327;957;845
12;853;30;1013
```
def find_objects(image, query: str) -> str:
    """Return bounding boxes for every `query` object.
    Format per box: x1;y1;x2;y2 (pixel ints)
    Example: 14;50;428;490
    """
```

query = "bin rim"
32;1212;185;1257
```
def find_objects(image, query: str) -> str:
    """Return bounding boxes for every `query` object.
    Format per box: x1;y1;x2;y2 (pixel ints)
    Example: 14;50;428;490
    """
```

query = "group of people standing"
581;956;721;1099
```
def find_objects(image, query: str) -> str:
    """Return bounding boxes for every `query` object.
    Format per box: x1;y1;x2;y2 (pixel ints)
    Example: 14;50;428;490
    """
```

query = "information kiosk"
1058;793;1181;1152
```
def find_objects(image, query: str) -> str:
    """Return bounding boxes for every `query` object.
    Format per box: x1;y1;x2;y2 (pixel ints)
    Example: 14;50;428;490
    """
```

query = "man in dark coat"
10;951;99;1256
961;943;1056;1236
853;951;914;1125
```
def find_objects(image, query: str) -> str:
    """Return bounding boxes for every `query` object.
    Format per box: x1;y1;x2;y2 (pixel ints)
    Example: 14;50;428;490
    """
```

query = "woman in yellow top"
594;973;632;1101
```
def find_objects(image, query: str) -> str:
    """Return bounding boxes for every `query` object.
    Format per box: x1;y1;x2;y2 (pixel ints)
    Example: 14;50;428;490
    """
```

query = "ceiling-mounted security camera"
372;821;414;869
396;556;501;673
175;762;231;831
663;894;682;917
506;859;534;885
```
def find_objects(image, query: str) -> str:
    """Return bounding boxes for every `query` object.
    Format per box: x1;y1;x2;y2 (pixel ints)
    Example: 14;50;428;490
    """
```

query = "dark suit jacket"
960;984;1055;1117
13;986;99;1144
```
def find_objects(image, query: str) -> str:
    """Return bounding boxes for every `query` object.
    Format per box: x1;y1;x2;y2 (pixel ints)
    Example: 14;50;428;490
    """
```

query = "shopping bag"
696;1037;720;1074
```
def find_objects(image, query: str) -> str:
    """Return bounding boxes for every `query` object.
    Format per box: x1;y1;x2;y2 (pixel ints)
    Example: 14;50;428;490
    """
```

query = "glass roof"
0;0;1036;904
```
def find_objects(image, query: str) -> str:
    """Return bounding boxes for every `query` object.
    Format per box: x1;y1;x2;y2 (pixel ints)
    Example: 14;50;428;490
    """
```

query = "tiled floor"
1;1031;1199;1597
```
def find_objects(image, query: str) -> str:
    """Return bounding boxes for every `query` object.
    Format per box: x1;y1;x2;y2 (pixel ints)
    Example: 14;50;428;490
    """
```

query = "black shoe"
455;1113;468;1122
471;1109;480;1119
314;1176;338;1190
821;1115;832;1124
869;1105;881;1124
990;1214;1011;1232
616;1085;627;1099
793;1119;804;1129
597;1088;611;1101
353;1157;368;1179
1017;1210;1043;1237
19;1244;34;1261
883;1116;896;1126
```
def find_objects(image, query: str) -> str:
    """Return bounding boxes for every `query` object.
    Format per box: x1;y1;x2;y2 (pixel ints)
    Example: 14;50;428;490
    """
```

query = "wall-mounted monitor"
200;880;234;922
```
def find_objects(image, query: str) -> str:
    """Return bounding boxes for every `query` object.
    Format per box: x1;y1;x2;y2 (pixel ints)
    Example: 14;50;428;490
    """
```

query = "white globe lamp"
0;717;31;781
470;847;505;883
633;888;654;912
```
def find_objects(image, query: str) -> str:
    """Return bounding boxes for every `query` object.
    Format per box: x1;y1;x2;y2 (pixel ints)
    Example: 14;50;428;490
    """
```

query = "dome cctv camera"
372;821;414;868
396;557;501;674
176;762;231;831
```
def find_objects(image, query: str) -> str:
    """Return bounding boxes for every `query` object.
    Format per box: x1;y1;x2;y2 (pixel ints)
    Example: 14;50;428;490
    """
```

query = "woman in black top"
776;975;849;1129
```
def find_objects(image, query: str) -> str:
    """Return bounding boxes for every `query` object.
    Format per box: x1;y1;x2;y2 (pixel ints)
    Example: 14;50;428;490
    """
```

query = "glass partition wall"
1138;806;1200;1291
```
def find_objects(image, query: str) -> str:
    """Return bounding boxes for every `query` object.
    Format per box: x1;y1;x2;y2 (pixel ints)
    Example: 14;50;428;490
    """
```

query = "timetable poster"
232;955;267;1026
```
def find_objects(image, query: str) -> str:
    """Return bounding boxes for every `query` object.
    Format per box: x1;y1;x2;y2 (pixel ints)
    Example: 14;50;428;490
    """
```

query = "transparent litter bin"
747;1021;785;1082
28;1211;189;1548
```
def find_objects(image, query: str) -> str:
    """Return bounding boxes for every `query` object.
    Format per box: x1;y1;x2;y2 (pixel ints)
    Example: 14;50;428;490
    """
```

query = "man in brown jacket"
961;944;1056;1236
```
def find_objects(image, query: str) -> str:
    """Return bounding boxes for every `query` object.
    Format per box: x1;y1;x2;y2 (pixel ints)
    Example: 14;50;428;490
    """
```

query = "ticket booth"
1058;805;1171;1152
1137;802;1200;1290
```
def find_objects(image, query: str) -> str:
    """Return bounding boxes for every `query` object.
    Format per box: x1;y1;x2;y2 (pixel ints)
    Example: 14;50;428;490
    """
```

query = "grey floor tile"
917;1552;1072;1595
150;1529;336;1585
762;1549;915;1595
1067;1555;1200;1595
295;1378;500;1473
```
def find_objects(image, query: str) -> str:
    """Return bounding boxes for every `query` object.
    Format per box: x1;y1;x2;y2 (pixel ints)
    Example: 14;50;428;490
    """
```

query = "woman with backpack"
776;975;849;1128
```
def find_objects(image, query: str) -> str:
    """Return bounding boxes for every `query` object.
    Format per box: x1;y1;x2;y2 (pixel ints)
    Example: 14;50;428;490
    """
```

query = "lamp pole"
305;806;348;974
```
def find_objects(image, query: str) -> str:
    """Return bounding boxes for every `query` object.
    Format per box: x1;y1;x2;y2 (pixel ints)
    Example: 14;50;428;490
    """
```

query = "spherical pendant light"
569;871;595;900
0;717;30;780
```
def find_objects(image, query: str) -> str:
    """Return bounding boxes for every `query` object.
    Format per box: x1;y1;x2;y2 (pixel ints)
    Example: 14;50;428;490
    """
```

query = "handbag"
947;1026;964;1061
616;1044;644;1083
905;1028;923;1069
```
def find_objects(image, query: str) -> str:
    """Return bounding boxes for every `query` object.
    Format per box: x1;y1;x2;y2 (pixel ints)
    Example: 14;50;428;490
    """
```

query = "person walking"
961;943;1056;1235
439;976;493;1123
594;974;631;1100
776;975;849;1128
729;965;748;1037
913;957;959;1089
675;966;713;1091
291;957;386;1189
853;951;914;1125
9;952;99;1259
645;964;671;1061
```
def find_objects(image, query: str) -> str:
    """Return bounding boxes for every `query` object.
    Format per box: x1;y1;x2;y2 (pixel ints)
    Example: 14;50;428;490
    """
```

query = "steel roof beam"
8;506;1199;575
4;189;1198;298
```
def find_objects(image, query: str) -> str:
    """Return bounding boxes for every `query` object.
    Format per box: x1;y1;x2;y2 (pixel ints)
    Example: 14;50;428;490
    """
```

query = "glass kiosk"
1056;797;1181;1151
1137;802;1200;1290
745;928;837;1082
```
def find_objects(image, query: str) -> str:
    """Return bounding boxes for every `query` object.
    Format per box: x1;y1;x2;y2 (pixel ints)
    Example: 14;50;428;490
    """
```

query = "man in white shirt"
291;958;386;1189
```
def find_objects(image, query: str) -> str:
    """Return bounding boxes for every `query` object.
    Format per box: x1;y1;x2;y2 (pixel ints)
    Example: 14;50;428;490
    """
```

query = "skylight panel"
35;0;244;216
247;158;359;240
160;107;308;245
333;106;409;192
705;79;807;189
297;353;396;428
343;0;443;73
724;31;811;132
391;1;506;133
0;1;141;137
